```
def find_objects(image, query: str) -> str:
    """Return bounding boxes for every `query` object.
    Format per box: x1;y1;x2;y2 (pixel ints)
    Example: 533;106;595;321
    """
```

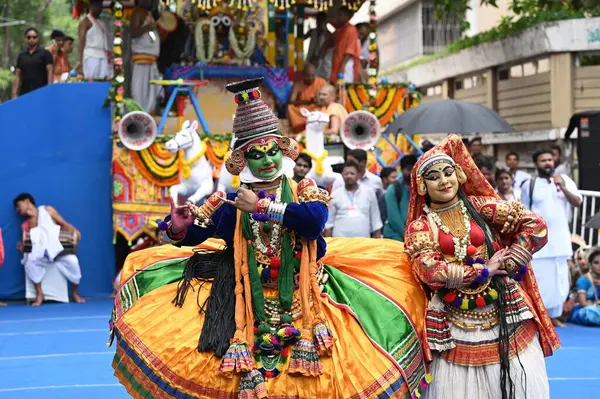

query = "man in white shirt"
505;152;530;190
324;161;382;238
331;148;384;197
521;148;582;328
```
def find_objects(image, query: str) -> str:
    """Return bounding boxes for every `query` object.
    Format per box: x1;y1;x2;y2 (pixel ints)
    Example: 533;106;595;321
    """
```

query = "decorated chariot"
75;0;423;246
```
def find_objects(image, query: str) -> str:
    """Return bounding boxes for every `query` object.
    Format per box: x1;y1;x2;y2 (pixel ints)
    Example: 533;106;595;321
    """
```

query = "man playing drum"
14;193;85;306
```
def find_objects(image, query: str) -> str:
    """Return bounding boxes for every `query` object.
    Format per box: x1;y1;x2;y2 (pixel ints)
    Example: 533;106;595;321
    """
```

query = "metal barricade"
571;190;600;247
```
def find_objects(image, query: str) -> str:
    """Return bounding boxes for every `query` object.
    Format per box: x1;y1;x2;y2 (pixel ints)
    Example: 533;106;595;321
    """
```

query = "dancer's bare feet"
552;318;567;328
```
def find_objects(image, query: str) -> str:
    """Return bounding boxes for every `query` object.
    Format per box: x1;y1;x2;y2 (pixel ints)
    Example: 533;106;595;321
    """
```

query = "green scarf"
241;178;297;327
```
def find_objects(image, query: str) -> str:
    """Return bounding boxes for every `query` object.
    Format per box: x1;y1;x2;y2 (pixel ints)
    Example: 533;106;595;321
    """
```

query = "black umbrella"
385;99;514;135
585;212;600;230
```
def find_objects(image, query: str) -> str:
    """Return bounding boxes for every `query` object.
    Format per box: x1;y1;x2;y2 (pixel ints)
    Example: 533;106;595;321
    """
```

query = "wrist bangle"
267;202;287;223
446;263;464;289
166;223;186;241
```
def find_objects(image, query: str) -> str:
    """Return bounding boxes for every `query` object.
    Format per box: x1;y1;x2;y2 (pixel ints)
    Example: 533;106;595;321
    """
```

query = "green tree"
0;0;77;101
0;0;78;68
434;0;598;30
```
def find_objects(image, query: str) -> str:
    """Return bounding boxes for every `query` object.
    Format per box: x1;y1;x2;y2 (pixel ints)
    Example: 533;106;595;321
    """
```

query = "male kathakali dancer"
404;135;560;399
109;78;431;399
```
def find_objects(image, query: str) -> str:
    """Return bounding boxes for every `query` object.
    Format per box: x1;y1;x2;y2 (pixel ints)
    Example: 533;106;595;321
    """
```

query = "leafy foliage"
383;4;600;74
434;0;600;31
0;67;14;89
0;0;79;68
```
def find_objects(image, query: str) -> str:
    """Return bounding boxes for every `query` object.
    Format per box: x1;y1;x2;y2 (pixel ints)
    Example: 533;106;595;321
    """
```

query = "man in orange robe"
330;7;360;84
317;84;348;137
287;63;328;133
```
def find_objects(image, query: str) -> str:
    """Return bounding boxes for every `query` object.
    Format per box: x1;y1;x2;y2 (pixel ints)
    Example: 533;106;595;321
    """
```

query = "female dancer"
404;135;560;399
109;78;430;399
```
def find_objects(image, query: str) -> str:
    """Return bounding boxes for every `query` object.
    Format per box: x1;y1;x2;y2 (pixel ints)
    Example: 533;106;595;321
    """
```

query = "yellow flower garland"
303;149;328;176
179;141;207;180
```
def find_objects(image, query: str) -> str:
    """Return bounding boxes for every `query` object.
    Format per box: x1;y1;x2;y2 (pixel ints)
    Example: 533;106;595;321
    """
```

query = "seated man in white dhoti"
78;0;112;80
14;193;85;306
129;0;161;113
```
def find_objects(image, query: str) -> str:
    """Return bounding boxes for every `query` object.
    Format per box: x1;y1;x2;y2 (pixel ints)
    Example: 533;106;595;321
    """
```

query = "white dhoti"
23;253;82;285
83;56;112;80
343;58;355;83
24;205;83;287
131;62;161;113
531;256;570;318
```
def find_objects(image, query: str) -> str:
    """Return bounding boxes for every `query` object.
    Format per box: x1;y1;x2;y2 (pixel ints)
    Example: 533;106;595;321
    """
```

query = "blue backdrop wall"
0;83;115;300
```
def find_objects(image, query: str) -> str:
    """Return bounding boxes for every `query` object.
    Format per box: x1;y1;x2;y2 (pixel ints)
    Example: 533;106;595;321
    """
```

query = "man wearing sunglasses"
12;27;53;99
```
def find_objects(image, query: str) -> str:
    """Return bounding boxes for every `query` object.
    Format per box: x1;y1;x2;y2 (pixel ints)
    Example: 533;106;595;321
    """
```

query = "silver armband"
267;202;287;223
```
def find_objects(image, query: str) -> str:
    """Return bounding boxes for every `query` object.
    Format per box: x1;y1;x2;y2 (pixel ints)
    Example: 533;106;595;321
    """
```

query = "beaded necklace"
241;178;301;378
424;200;471;262
425;200;500;310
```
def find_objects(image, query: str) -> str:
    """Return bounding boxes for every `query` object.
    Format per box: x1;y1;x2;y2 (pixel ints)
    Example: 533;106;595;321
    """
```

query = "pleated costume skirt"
110;237;430;399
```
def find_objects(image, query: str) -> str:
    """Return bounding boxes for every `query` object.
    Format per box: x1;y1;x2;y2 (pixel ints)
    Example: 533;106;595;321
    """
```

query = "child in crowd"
569;246;600;326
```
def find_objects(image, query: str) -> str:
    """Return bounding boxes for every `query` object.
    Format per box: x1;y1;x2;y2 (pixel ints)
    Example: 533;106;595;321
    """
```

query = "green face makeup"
246;141;283;179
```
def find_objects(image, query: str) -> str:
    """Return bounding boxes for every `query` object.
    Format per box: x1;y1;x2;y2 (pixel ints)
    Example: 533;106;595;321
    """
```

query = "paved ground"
0;298;598;398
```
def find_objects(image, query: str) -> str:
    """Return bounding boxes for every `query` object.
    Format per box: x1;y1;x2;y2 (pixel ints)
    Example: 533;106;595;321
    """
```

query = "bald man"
287;63;328;133
316;84;348;136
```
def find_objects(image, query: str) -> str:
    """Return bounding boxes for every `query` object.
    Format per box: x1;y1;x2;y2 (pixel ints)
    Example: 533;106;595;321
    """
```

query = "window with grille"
421;0;462;55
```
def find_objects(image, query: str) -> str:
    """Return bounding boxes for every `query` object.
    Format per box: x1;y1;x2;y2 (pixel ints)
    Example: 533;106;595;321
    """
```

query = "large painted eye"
222;16;232;26
210;16;222;26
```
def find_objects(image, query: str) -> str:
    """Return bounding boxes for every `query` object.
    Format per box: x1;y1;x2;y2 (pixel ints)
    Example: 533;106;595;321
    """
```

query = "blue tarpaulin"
0;83;115;300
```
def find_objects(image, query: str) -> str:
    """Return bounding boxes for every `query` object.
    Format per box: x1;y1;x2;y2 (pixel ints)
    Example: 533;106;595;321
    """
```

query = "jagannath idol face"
245;140;283;180
423;162;460;204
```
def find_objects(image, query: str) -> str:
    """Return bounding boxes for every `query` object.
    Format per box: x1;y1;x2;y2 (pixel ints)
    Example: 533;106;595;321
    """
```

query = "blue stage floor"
0;298;598;398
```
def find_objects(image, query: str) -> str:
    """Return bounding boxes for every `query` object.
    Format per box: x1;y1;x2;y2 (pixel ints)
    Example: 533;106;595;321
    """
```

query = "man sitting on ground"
14;193;85;306
316;84;348;137
287;63;328;133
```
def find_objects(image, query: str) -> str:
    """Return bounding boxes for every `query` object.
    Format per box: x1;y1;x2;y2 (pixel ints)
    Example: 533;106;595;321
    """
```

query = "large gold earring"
456;165;467;184
417;175;427;196
278;137;300;160
225;149;245;175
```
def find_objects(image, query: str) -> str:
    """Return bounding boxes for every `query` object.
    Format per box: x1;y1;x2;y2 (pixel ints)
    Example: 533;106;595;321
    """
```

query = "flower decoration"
269;0;295;10
105;0;126;135
229;0;259;11
366;0;379;113
197;0;218;10
308;0;360;11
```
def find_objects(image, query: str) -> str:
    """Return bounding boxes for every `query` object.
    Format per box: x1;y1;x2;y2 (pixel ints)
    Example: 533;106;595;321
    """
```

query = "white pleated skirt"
423;324;550;399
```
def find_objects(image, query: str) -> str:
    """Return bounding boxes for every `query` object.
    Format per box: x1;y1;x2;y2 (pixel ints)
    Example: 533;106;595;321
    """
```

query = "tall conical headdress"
224;78;299;177
226;78;281;150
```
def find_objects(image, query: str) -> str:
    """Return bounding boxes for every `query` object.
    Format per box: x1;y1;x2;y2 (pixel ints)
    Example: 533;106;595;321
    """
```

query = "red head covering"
407;135;560;357
407;134;498;225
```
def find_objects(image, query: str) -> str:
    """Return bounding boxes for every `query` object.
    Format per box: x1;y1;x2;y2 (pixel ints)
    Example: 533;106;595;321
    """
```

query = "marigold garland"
344;83;422;129
366;0;378;113
105;0;125;134
306;0;361;11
